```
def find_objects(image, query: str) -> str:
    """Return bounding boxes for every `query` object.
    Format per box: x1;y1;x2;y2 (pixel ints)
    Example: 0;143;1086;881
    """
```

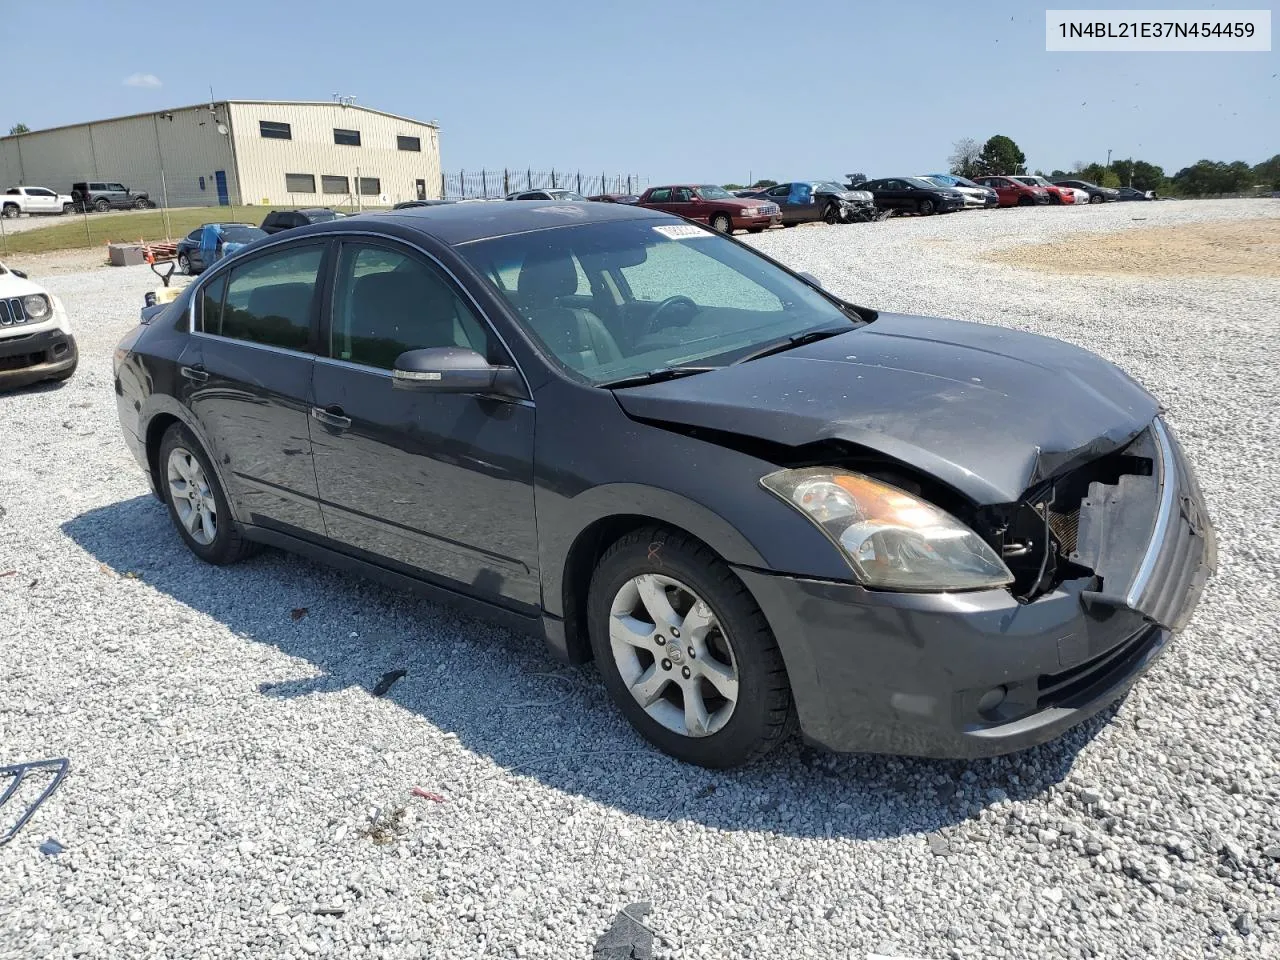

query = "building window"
322;175;349;195
358;177;381;196
260;120;292;140
285;173;316;194
334;128;361;146
397;135;421;152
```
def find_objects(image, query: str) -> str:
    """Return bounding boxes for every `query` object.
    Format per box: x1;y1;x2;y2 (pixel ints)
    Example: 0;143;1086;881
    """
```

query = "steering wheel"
643;295;699;336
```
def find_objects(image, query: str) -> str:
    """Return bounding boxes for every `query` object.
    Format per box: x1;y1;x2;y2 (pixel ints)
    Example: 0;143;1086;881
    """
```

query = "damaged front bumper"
736;416;1216;758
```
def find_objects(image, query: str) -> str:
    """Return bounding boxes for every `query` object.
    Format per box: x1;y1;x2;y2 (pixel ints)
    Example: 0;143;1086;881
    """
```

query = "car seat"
516;253;622;372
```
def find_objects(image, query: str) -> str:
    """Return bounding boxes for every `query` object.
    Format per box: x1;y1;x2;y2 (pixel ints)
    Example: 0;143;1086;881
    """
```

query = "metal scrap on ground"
0;758;70;846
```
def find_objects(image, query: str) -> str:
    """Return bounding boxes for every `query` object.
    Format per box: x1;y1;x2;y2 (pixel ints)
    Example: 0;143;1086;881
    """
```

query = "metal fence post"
551;169;557;188
576;171;582;194
440;172;446;198
460;169;465;199
627;175;632;194
504;169;510;194
482;169;488;198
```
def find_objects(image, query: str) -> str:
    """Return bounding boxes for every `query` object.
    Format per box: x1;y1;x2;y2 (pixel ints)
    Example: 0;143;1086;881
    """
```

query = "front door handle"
311;405;352;430
180;364;208;383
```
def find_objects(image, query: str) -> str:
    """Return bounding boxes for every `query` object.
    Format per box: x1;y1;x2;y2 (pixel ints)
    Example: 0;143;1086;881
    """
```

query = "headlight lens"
761;468;1013;591
741;207;760;217
22;294;51;321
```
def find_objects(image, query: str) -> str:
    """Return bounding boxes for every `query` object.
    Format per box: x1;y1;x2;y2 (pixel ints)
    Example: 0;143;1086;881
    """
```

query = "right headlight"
761;468;1013;591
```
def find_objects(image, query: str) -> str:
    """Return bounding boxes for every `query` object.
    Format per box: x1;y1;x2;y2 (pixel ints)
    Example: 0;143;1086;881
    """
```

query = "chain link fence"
441;169;648;200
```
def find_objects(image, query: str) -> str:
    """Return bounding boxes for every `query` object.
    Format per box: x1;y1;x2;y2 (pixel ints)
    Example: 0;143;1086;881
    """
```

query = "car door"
309;237;540;611
641;187;676;214
666;186;705;223
763;184;796;223
184;241;328;537
106;183;129;208
24;188;50;213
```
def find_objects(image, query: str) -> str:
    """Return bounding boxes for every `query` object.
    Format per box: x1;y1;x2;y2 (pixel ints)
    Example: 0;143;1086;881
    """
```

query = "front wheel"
1090;194;1104;204
710;213;732;234
747;227;765;233
1018;195;1035;206
62;202;74;215
588;527;794;768
823;202;841;224
918;199;935;216
158;424;257;565
134;197;149;209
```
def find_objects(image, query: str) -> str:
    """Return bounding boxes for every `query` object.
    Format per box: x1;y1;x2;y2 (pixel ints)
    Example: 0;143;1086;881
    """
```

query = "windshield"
923;177;950;189
223;227;267;243
550;190;588;201
306;210;339;222
906;177;941;190
695;185;734;200
815;182;847;193
457;218;859;385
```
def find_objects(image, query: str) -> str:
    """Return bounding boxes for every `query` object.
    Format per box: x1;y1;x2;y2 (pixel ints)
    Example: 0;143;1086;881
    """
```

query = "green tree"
750;178;777;188
977;135;1027;175
723;183;744;190
1079;162;1108;184
1099;169;1122;189
948;137;982;178
1172;159;1254;196
1112;159;1133;186
1130;161;1166;192
8;123;29;135
1252;153;1280;190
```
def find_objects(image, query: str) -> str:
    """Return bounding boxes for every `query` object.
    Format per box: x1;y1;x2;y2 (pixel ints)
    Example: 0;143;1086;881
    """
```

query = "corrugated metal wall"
0;106;240;207
0;102;439;209
228;102;442;207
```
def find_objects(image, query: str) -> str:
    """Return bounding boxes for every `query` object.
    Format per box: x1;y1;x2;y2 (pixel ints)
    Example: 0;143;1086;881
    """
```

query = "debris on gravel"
2;200;1278;959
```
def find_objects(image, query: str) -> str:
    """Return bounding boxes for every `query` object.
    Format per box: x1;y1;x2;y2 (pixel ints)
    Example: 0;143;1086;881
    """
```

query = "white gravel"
3;199;1279;960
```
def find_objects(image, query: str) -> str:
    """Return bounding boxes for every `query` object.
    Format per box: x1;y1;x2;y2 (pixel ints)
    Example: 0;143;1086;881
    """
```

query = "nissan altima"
113;202;1215;768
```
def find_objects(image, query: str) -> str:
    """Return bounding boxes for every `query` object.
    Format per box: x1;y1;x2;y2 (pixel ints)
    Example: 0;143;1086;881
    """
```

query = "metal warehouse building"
0;100;442;209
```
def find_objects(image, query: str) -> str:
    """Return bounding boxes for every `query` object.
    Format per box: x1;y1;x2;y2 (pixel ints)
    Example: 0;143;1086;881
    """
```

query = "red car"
1012;176;1077;205
635;184;781;234
973;176;1052;207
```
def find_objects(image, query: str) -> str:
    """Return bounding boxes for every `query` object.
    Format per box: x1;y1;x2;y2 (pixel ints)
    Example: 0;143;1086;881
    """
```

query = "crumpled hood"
614;313;1159;505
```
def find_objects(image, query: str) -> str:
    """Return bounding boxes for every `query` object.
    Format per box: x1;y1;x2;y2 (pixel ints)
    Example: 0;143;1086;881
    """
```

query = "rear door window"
216;245;324;350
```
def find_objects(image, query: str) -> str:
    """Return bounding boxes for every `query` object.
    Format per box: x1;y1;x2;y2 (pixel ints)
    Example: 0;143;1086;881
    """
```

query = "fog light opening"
977;685;1008;717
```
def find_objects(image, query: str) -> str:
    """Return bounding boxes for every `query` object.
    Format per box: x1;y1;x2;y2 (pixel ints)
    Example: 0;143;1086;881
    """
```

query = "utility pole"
1105;148;1113;171
152;113;173;239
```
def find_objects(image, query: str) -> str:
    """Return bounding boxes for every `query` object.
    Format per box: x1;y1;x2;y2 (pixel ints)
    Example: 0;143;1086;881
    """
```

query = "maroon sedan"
636;184;781;234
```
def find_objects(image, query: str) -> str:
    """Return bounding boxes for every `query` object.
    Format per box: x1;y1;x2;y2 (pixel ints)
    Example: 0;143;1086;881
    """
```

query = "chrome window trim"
190;330;315;360
1125;417;1178;609
186;228;534;401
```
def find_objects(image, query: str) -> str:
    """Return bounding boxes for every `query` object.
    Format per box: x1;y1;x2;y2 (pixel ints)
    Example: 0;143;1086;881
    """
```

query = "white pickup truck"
2;186;76;218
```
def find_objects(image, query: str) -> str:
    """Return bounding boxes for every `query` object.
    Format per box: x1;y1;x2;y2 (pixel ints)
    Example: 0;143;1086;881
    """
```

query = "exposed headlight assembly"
22;294;51;321
761;468;1013;591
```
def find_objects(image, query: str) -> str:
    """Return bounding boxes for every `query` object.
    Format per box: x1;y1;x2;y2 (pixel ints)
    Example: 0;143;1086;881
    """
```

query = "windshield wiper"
597;366;717;390
732;325;850;364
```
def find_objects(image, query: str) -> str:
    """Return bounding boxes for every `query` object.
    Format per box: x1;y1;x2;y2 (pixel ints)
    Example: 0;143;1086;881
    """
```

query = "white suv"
2;186;76;218
0;260;77;389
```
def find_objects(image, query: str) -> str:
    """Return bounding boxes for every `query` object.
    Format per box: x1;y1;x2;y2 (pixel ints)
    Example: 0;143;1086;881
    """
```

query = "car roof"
319;200;671;246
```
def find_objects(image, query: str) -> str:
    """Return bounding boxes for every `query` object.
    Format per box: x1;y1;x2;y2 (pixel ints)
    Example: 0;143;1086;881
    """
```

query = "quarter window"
334;128;361;146
218;245;323;350
195;273;227;334
285;173;316;194
322;175;349;195
259;121;292;140
330;243;494;369
397;135;421;152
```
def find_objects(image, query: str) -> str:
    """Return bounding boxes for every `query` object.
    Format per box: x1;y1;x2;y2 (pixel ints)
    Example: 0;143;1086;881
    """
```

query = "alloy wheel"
608;573;739;738
166;447;217;546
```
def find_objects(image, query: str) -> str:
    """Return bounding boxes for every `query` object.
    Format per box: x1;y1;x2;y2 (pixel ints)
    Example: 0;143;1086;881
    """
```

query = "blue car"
176;223;267;275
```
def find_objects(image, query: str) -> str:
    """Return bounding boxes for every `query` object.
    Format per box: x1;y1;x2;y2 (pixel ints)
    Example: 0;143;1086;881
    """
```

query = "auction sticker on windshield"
653;224;712;240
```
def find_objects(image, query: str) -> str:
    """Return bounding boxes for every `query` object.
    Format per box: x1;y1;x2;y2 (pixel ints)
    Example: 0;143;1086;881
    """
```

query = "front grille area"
1037;624;1161;709
0;298;31;326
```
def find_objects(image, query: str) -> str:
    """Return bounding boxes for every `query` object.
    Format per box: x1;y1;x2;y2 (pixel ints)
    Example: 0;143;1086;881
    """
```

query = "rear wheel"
918;199;935;215
588;526;794;768
710;213;732;234
158;424;257;565
93;198;110;212
177;253;191;274
1;204;18;219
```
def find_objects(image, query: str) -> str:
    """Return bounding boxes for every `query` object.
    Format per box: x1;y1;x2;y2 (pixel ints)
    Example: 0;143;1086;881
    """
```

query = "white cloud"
123;73;162;88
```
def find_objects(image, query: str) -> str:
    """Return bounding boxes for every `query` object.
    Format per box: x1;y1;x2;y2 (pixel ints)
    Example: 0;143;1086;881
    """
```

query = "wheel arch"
141;399;242;521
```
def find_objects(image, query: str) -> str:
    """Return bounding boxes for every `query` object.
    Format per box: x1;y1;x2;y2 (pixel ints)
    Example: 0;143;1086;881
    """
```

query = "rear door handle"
311;405;352;430
180;364;208;383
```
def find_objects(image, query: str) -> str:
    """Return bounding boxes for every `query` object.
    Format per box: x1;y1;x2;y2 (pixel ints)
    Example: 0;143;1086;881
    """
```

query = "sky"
5;0;1276;183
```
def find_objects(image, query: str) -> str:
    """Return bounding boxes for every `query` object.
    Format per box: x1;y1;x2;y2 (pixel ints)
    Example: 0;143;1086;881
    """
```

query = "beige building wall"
0;105;240;208
0;101;439;210
227;102;442;207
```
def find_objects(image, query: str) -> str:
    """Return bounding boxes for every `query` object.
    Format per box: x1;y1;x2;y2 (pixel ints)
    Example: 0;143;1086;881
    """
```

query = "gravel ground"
2;199;1279;960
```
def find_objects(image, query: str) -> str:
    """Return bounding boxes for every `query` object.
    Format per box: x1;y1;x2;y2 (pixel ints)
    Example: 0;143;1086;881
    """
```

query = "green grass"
0;204;386;255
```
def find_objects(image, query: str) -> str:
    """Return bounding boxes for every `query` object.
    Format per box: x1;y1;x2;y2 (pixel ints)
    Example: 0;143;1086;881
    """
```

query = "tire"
918;199;935;216
1090;194;1104;204
48;359;78;382
135;197;149;210
93;198;110;212
62;202;74;215
587;526;794;768
822;202;841;225
177;253;191;275
710;213;732;234
1;204;18;219
747;227;765;233
782;222;798;228
158;423;257;565
1017;195;1035;206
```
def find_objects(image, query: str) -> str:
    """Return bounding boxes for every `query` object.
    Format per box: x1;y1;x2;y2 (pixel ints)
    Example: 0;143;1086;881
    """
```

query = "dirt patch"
986;217;1280;278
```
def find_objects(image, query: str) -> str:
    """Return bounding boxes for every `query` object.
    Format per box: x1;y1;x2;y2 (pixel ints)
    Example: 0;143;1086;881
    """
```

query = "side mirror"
392;346;523;397
798;271;824;289
10;269;28;279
